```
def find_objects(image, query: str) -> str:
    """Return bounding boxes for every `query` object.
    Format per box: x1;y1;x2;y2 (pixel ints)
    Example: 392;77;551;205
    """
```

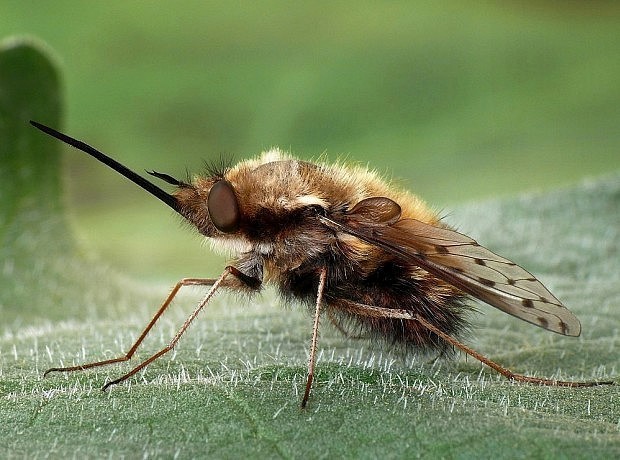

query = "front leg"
45;266;262;390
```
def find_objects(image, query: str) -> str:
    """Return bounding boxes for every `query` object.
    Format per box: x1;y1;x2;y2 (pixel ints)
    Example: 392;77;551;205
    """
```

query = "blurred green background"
2;1;619;282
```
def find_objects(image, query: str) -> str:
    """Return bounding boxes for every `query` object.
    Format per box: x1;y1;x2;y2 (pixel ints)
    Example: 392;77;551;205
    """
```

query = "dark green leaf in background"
0;38;141;325
0;37;71;323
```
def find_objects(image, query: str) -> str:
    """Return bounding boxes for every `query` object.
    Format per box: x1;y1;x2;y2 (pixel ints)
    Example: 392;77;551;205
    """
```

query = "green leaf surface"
1;38;619;459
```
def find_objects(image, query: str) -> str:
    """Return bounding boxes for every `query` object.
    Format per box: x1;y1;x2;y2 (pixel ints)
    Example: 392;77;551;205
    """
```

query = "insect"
31;121;612;407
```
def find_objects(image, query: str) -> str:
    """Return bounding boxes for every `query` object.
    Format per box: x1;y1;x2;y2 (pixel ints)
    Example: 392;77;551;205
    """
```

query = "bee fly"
31;121;612;407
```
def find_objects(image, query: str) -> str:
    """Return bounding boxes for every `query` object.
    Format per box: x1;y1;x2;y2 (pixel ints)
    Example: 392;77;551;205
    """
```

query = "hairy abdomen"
282;257;470;352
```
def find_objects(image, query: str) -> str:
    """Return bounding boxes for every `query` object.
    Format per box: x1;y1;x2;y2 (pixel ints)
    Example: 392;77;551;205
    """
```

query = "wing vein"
320;214;580;336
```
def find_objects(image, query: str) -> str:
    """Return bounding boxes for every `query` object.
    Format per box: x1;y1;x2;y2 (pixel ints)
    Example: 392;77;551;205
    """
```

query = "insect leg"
411;314;613;387
44;266;261;389
335;300;613;387
99;266;261;390
301;267;328;408
44;277;218;377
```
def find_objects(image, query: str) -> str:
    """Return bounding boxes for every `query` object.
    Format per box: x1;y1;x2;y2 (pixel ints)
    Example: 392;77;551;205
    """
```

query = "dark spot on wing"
478;277;496;287
435;245;449;254
537;316;549;328
522;299;535;309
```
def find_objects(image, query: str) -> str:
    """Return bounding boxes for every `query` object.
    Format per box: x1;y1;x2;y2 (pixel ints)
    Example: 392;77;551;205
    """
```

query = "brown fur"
174;149;468;351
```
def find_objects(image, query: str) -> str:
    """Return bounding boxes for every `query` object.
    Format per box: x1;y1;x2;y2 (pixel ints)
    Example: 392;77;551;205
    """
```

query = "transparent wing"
320;198;581;336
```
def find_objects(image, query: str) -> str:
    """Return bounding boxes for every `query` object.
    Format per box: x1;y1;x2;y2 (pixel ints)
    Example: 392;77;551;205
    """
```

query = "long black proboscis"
30;121;181;214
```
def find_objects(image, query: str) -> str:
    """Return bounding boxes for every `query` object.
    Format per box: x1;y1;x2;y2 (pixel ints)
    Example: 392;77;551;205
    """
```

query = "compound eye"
207;180;240;233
